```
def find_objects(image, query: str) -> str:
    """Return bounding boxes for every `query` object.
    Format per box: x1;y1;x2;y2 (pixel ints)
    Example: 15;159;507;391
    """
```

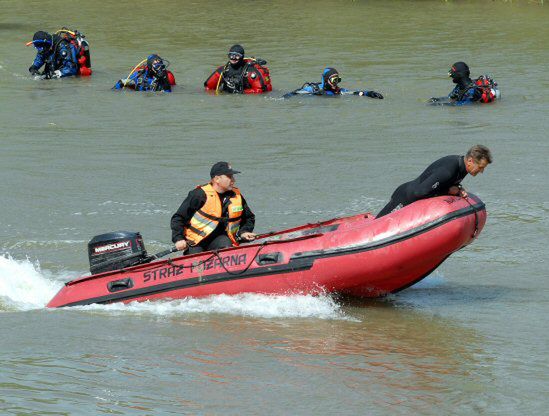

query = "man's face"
214;174;235;191
228;52;243;65
465;157;489;176
34;40;51;53
151;59;166;77
327;73;341;90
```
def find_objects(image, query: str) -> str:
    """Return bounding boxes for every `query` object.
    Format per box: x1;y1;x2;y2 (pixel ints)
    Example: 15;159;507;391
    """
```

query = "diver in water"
283;67;384;99
27;31;78;78
113;54;174;92
428;62;500;106
204;44;272;94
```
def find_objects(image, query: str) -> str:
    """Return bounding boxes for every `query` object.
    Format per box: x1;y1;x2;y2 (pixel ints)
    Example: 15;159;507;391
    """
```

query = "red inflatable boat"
47;195;486;308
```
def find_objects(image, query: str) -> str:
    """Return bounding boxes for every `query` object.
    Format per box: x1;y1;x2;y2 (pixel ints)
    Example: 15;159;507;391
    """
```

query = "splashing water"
76;293;352;320
0;254;63;310
0;254;349;320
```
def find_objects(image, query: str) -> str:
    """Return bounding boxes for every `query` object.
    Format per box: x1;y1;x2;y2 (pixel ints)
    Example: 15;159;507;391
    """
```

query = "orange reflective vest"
184;183;243;246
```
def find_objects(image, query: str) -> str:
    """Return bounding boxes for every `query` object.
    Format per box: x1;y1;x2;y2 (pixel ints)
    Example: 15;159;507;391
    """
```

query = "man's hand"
449;186;468;198
29;65;40;75
448;186;460;196
121;78;135;86
239;232;257;242
175;239;188;251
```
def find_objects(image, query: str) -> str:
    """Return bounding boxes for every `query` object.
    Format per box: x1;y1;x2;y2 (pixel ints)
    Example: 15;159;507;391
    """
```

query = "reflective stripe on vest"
184;183;243;246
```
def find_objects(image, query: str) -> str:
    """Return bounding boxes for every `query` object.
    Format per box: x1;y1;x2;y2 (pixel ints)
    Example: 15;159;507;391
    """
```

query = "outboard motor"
88;231;148;274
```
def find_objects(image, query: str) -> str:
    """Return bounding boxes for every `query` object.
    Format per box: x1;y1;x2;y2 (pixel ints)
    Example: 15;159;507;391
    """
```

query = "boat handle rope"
165;242;268;276
464;196;479;238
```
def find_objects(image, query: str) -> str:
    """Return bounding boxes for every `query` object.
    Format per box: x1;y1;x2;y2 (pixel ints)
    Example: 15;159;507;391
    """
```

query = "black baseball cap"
210;161;241;178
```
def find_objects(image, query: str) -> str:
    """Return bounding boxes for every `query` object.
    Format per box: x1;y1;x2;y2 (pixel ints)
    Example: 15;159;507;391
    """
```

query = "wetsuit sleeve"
113;70;139;90
238;196;256;234
31;53;45;71
286;85;313;97
448;86;460;100
410;168;455;199
204;66;224;90
283;85;311;98
171;188;207;243
349;90;384;99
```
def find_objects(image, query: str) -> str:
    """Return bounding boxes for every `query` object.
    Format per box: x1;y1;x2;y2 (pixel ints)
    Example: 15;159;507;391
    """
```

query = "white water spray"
77;293;351;320
0;254;63;310
0;254;349;320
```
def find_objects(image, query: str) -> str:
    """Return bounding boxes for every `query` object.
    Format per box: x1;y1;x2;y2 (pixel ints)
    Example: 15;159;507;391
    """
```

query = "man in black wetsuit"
376;145;492;218
171;162;257;253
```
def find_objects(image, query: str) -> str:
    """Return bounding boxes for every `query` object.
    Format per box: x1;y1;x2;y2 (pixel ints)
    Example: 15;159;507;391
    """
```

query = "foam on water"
75;293;352;321
0;254;63;310
0;254;349;320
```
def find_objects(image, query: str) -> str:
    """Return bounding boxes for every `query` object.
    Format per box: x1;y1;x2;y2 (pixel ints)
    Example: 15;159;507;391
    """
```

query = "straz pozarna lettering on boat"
143;254;248;282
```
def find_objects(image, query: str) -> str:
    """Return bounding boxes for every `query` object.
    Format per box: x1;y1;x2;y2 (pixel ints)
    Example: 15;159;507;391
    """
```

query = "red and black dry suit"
376;155;468;218
171;186;255;253
204;58;272;94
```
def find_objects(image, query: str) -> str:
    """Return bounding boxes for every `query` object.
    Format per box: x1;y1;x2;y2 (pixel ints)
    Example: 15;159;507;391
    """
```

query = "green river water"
1;1;548;414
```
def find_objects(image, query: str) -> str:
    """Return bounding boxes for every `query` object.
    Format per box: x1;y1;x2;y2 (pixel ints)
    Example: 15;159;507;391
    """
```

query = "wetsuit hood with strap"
320;67;341;94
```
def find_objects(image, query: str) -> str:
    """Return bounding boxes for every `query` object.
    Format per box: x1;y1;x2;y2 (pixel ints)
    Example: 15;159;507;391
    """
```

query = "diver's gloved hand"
50;70;62;79
366;91;384;99
29;65;40;75
120;78;135;87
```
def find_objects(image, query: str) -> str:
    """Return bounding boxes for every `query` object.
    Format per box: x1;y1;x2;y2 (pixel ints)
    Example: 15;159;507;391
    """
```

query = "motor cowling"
88;231;148;275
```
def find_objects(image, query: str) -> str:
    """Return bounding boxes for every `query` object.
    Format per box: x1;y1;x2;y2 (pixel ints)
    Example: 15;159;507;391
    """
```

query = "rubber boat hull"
47;195;486;308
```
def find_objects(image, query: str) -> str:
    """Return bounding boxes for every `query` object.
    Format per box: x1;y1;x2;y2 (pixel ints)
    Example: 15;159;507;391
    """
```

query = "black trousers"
188;234;233;254
376;183;413;218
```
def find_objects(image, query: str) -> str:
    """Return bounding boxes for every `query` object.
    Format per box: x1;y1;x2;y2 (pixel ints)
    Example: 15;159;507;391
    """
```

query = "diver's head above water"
147;54;167;78
322;67;341;92
449;61;471;86
31;31;53;53
228;44;245;69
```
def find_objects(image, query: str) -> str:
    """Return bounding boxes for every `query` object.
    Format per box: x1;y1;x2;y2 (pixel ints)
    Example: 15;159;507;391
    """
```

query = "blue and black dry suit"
428;62;487;106
283;67;384;99
29;32;78;78
447;81;483;106
113;55;172;92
